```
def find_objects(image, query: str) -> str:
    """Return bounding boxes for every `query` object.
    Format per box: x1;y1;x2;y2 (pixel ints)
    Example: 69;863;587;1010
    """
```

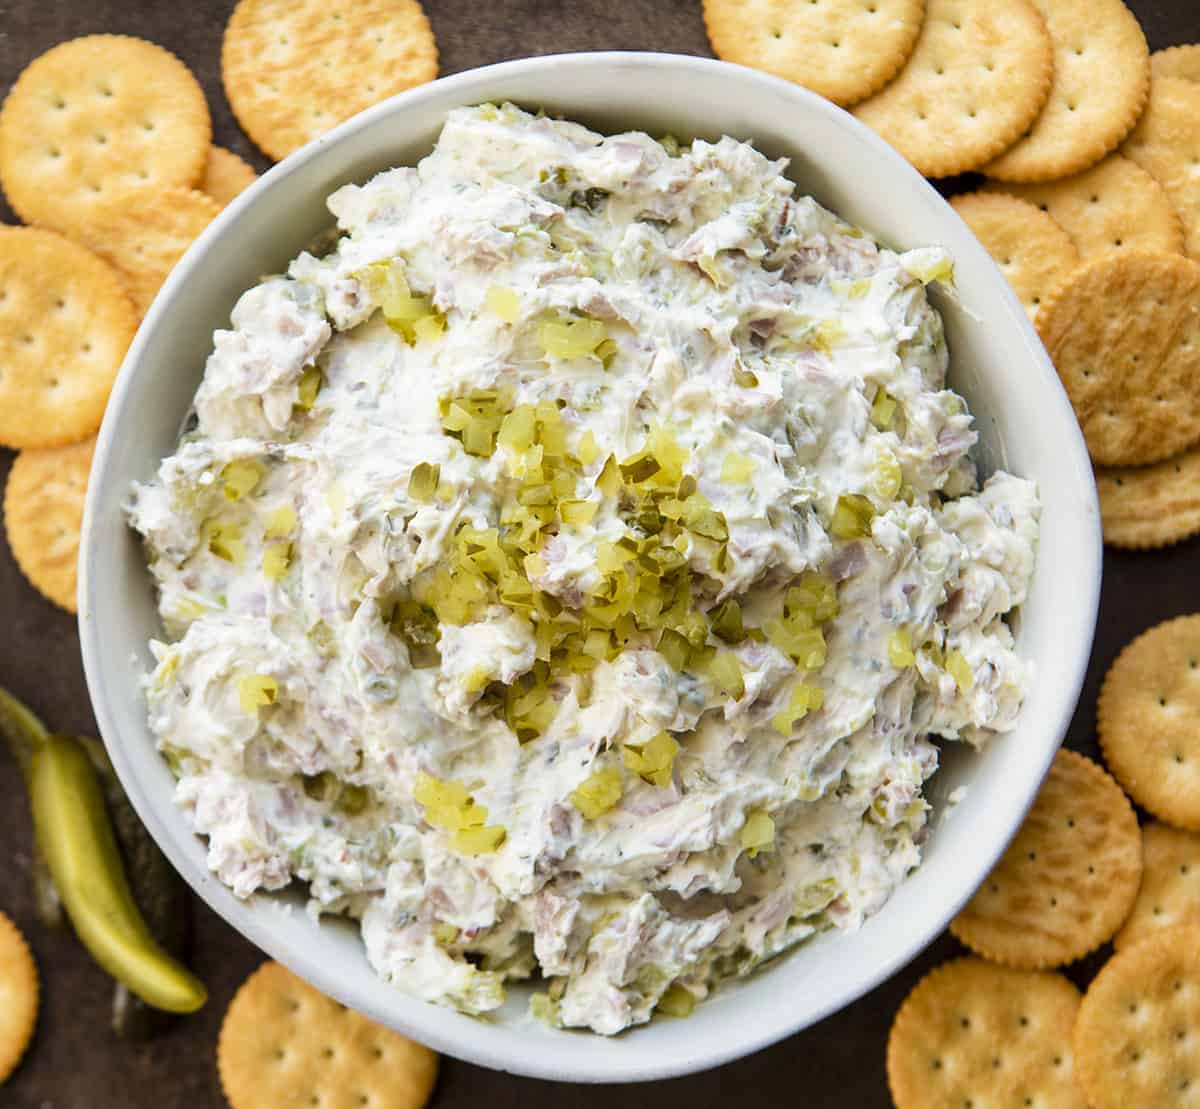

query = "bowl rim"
79;50;1102;1083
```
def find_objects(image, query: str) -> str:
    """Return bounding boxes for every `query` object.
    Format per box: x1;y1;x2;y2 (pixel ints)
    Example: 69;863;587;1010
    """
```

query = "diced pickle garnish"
946;649;974;692
656;984;697;1018
453;825;506;855
433;922;460;945
741;810;775;858
221;460;263;502
872;449;902;500
485;285;520;323
772;682;823;734
888;627;916;668
263;504;297;539
569;766;623;819
262;542;292;581
538;315;608;360
870;389;897;430
203;519;246;564
296;367;322;410
622;732;679;788
720;451;755;484
830;493;875;539
408;461;441;503
237;673;277;714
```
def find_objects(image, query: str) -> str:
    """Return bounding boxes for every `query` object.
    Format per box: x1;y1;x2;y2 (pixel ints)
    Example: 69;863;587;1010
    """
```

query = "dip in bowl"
80;52;1100;1083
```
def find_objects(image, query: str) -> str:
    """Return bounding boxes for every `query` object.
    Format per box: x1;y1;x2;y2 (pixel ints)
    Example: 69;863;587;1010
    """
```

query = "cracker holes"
931;1057;943;1070
81;342;93;355
97;84;113;98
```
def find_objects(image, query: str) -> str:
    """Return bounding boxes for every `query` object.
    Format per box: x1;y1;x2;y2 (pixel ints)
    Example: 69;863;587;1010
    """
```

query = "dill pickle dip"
128;104;1039;1035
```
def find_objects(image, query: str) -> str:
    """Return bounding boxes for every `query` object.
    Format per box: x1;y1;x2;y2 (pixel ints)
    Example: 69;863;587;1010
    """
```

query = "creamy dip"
128;104;1039;1035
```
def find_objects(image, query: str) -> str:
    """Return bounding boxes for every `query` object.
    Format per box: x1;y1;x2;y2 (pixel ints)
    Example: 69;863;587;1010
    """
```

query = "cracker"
949;749;1141;969
981;154;1184;260
703;0;926;108
1036;251;1200;467
200;146;257;207
222;0;438;162
0;226;136;450
0;35;210;236
0;912;38;1084
1074;925;1200;1109
887;958;1086;1109
1099;615;1200;831
218;961;439;1109
1115;823;1200;951
852;0;1054;178
950;192;1078;320
982;0;1148;183
1152;45;1200;85
1097;445;1200;550
1122;77;1200;259
4;438;95;613
59;186;221;316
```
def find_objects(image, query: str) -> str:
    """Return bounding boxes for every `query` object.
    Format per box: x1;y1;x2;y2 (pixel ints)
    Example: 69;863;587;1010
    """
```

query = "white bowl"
79;52;1101;1083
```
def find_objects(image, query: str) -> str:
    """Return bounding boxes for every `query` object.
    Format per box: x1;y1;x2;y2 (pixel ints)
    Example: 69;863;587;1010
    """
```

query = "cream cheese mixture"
128;104;1039;1035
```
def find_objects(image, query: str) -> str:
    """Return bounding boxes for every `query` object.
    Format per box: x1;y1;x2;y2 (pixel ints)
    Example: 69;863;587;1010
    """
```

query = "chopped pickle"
594;338;618;369
262;542;292;581
530;992;559;1024
433;922;460;945
412;314;446;343
703;650;745;700
741;810;775;858
569;766;623;819
830;494;875;539
203;519;245;564
870;389;897;430
720;451;755;484
221;460;263;502
710;600;745;643
453;825;506;855
574;429;599;466
296;367;322;410
485;285;520;323
871;449;902;500
263;504;297;539
595;455;623;496
237;674;277;714
946;649;974;692
623;732;679;788
888;627;916;668
538;315;607;360
772;682;823;734
559;499;597;527
657;984;696;1018
408;461;441;503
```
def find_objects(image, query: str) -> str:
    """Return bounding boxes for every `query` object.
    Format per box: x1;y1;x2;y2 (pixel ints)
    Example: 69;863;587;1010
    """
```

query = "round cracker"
1097;446;1200;550
852;0;1054;178
58;186;221;316
949;749;1141;969
951;192;1078;320
1115;823;1200;951
200;146;257;207
222;0;438;162
218;961;439;1109
0;226;136;451
887;958;1086;1109
4;437;95;613
0;912;39;1084
0;36;210;236
1036;251;1200;467
1152;45;1200;85
702;0;926;108
981;154;1184;260
982;0;1148;183
1074;925;1200;1109
1099;615;1200;831
1122;77;1200;260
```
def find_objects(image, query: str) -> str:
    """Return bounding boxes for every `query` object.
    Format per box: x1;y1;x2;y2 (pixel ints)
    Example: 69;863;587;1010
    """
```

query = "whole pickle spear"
30;734;207;1013
0;687;64;928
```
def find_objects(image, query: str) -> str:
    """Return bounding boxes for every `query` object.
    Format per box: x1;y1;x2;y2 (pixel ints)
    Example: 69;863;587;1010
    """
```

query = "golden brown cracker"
852;0;1054;178
982;0;1149;182
949;749;1141;969
218;961;439;1109
222;0;438;162
1099;615;1200;831
950;191;1078;319
1036;250;1200;467
59;186;221;316
1074;925;1200;1109
0;912;38;1084
1115;823;1200;950
4;437;95;613
702;0;926;108
0;35;210;236
1122;77;1200;259
200;146;257;207
887;958;1086;1109
1152;45;1200;85
982;154;1184;260
1097;446;1200;550
0;226;135;451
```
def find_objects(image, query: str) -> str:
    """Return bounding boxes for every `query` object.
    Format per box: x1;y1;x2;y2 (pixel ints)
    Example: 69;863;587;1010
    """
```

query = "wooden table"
1;1;1196;1104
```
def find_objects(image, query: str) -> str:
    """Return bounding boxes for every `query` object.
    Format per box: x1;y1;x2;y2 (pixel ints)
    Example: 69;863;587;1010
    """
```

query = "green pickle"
31;734;207;1014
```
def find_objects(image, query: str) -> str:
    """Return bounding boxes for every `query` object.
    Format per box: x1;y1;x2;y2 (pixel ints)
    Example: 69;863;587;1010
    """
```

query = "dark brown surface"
0;1;1197;1105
